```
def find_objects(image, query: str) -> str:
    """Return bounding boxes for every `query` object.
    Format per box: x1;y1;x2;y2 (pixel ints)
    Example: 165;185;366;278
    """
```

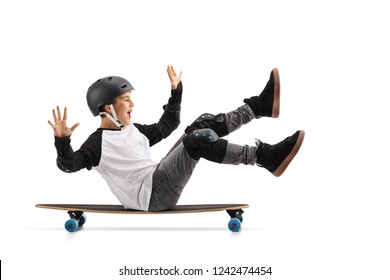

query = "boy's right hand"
48;106;80;138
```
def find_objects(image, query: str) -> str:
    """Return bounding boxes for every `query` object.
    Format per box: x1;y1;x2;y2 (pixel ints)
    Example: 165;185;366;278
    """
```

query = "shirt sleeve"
134;81;183;146
54;130;102;173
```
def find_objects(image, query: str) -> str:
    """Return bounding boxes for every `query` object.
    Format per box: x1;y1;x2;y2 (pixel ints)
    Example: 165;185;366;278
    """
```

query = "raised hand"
167;65;182;90
48;106;80;138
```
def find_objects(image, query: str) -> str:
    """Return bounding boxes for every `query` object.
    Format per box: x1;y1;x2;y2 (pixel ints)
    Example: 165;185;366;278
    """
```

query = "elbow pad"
56;158;74;173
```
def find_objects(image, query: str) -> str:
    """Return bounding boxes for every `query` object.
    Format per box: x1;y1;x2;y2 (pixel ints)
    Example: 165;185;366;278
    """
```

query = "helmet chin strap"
99;104;124;129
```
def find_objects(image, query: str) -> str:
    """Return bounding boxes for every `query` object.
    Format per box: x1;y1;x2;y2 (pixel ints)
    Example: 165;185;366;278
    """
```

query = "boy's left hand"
167;65;182;90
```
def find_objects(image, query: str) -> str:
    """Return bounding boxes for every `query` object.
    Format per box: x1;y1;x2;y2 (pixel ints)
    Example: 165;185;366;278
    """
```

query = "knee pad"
182;129;228;163
185;113;229;137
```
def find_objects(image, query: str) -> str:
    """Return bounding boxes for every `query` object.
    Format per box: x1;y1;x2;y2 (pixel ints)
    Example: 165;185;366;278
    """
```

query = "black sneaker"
256;130;304;177
244;68;280;118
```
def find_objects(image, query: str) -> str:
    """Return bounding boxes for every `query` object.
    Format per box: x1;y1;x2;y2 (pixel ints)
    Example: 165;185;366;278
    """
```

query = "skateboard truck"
67;210;84;220
226;209;244;220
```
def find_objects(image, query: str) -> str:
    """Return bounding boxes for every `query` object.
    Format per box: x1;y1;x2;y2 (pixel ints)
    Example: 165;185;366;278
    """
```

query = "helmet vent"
107;77;113;81
121;84;127;89
96;79;101;83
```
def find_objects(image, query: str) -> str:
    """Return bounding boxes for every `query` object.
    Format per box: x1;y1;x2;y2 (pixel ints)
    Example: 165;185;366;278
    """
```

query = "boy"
48;66;304;211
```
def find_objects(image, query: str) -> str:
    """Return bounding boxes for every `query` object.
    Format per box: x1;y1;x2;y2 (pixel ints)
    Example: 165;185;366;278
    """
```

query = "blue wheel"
78;214;87;227
65;219;79;232
234;211;243;223
228;218;241;232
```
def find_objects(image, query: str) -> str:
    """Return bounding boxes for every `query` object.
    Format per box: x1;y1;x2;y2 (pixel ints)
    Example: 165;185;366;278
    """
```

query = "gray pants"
148;104;257;211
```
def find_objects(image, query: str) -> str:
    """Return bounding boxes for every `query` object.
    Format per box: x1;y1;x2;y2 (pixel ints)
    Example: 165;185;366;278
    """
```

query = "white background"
1;0;389;279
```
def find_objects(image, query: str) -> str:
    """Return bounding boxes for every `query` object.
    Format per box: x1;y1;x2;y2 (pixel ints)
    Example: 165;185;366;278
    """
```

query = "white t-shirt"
95;124;157;210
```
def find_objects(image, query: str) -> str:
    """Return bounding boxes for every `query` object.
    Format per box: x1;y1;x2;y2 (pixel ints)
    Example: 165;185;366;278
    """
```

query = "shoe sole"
272;130;305;177
272;68;280;118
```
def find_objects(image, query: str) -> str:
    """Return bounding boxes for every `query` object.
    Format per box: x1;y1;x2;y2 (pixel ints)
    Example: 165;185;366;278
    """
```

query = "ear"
104;104;112;114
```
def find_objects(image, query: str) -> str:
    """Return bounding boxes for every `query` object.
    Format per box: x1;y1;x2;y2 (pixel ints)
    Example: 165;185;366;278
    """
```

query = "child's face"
112;91;135;125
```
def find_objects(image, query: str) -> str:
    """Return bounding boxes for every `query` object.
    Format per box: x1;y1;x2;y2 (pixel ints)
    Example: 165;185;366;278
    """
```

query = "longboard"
36;203;249;232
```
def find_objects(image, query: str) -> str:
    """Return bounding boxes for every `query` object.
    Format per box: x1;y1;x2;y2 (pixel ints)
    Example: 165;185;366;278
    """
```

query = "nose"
130;98;135;107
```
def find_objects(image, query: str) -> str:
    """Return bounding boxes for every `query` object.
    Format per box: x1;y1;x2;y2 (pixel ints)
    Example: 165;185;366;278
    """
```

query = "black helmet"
86;76;135;116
